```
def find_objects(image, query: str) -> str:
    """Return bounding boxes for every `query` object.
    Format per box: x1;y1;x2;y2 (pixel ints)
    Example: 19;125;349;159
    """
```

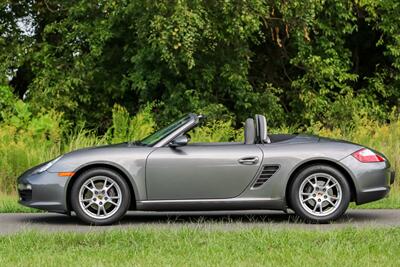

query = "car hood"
64;142;142;154
47;141;155;173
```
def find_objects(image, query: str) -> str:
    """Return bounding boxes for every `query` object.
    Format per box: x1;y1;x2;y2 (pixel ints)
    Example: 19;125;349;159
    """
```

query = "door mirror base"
169;135;189;147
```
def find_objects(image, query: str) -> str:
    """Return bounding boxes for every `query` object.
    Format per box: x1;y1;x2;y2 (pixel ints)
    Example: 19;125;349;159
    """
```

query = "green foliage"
190;120;243;143
3;0;399;129
0;85;15;113
0;97;64;193
106;103;156;143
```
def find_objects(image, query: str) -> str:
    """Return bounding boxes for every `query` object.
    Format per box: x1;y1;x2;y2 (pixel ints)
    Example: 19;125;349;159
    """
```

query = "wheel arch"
65;162;138;211
284;159;357;207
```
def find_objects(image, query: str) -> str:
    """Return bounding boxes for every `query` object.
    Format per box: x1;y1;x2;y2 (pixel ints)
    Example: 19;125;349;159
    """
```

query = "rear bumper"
340;156;394;205
390;170;396;185
355;186;390;204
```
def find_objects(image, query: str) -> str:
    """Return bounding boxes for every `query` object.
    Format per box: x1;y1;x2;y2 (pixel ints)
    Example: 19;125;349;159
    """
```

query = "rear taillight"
352;148;385;163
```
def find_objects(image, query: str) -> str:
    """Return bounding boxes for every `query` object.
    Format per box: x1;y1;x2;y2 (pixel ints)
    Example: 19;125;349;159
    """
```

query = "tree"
2;0;399;130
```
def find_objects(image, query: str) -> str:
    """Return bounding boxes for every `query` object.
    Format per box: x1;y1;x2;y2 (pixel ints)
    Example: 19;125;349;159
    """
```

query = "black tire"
71;168;131;225
289;164;351;223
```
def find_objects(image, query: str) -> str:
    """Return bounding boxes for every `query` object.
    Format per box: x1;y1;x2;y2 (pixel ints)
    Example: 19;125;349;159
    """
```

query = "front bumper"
340;156;394;205
17;169;69;213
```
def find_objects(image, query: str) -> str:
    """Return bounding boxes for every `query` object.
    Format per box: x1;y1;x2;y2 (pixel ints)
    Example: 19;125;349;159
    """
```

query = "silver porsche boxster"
17;113;395;225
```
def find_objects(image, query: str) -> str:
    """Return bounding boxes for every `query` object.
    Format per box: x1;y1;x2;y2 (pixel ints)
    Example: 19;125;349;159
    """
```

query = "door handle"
238;157;259;165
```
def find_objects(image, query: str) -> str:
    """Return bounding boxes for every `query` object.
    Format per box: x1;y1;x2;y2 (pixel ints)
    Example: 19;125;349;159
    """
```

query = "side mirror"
169;135;189;147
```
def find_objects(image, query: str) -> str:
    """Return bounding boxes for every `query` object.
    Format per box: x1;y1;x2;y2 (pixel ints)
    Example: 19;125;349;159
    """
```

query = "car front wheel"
71;168;131;225
289;164;351;223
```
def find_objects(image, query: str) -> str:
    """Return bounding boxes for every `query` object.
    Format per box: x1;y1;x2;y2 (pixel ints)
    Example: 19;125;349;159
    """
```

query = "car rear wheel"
289;165;351;223
71;168;131;225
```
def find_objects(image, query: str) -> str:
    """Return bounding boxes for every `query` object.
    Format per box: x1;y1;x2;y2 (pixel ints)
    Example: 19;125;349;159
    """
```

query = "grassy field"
0;194;40;213
0;227;399;266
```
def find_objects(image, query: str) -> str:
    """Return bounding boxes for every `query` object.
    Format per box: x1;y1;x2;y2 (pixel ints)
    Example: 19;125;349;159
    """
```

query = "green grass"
0;228;399;266
0;194;41;213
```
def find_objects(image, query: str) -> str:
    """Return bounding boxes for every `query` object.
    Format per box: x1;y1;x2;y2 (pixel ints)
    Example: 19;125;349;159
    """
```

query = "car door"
145;144;263;200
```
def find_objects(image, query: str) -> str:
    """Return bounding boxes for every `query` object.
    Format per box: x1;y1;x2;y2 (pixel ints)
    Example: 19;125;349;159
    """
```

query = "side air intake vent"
252;165;279;189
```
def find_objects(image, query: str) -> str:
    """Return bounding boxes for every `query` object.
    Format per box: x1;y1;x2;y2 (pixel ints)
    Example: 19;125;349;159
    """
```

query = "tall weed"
190;120;243;143
106;104;156;143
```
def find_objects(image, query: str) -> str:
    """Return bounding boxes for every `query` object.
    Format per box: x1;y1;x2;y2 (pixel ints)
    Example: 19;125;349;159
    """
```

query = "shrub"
106;103;156;144
190;119;242;143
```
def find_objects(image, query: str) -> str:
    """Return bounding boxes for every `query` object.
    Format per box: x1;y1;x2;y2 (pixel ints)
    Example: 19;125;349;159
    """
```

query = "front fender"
47;146;155;202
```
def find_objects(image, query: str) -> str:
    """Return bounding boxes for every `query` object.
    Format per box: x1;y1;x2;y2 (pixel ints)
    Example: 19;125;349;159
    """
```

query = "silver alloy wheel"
78;176;122;219
298;173;342;217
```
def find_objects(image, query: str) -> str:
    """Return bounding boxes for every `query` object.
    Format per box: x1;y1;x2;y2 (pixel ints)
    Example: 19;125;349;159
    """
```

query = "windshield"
140;115;193;146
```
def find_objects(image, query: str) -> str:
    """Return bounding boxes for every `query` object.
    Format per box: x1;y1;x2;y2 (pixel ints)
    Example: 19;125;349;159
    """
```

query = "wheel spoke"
326;182;338;190
302;196;314;203
105;182;115;192
325;177;331;187
101;206;107;216
313;202;320;212
102;177;109;190
90;179;97;190
84;185;94;192
107;199;118;206
84;201;94;209
328;195;339;200
326;198;335;206
308;176;317;187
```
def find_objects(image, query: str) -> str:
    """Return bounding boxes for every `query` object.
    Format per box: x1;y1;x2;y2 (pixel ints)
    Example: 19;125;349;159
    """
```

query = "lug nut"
318;199;321;202
99;202;103;205
324;196;327;199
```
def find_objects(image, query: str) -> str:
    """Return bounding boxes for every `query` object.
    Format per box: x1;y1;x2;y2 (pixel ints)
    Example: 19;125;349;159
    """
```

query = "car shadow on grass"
16;209;392;228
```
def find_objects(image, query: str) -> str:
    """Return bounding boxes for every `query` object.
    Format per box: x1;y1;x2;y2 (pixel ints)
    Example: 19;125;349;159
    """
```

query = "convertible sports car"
18;113;395;225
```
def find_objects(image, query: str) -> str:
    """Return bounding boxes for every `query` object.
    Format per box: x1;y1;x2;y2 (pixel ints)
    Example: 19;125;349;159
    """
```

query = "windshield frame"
140;113;198;147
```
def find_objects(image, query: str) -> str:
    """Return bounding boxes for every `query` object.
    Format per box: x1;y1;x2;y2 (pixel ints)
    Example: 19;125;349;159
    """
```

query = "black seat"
244;118;255;144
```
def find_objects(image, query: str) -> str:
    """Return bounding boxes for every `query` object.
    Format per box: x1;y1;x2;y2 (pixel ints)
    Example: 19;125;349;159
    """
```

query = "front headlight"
34;156;62;174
